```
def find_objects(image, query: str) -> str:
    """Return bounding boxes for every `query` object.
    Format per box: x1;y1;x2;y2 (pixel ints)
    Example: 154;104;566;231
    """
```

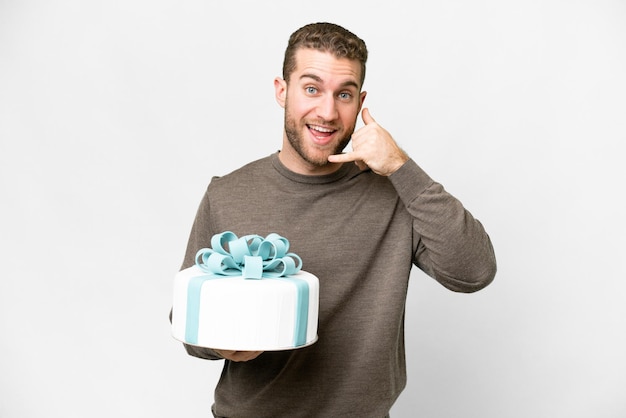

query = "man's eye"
306;86;318;94
339;92;352;100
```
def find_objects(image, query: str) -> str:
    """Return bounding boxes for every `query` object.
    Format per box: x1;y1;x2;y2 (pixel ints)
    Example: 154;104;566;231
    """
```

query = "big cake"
172;231;319;351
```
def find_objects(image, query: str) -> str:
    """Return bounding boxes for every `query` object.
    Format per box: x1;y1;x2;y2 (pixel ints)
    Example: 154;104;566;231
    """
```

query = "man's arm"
330;108;496;291
391;159;496;292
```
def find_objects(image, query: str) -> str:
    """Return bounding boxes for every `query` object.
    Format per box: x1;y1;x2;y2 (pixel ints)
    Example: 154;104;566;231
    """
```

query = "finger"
328;153;369;171
216;350;263;362
361;107;375;125
234;351;263;361
214;349;234;358
327;152;358;163
354;160;369;171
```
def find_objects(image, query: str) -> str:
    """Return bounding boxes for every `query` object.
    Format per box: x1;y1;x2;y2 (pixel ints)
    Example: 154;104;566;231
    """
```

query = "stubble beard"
283;106;354;168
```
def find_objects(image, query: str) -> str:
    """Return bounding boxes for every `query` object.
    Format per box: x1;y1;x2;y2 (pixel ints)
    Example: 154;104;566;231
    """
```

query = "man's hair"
282;22;368;88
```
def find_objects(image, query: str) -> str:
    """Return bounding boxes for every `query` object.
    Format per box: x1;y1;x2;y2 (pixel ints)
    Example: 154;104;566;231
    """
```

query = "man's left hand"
328;108;408;176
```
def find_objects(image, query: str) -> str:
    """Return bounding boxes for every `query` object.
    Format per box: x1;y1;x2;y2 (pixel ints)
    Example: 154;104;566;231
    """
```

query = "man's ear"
274;77;287;108
358;90;367;112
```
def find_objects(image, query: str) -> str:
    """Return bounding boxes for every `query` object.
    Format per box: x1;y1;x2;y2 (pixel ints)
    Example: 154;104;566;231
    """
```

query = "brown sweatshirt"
177;152;496;418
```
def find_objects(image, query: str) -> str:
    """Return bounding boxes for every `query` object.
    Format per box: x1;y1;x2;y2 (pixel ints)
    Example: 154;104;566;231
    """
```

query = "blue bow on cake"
195;231;303;279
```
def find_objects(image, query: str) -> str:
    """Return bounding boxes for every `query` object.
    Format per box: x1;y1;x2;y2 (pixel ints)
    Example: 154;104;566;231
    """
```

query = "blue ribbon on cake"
185;231;310;347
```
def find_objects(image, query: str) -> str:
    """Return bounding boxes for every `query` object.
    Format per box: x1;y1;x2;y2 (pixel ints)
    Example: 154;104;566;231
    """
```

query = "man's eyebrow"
299;73;360;90
300;73;323;83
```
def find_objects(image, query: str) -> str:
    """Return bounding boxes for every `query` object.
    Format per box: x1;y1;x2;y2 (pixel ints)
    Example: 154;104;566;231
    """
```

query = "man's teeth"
310;126;334;133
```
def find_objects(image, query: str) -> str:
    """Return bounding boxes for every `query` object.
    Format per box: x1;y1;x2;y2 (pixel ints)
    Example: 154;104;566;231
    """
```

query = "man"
176;22;496;417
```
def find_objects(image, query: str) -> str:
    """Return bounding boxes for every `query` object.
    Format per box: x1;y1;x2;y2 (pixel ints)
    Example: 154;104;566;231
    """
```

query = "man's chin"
302;150;341;167
304;157;333;168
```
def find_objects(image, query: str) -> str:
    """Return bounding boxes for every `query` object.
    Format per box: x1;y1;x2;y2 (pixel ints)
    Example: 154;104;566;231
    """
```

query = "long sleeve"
176;187;225;360
180;186;215;270
389;159;497;292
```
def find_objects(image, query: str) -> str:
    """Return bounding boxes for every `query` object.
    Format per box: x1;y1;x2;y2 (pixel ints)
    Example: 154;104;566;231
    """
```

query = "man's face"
275;48;366;174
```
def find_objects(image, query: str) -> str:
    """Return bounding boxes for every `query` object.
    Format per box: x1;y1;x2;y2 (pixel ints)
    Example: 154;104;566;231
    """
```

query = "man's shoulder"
209;153;275;186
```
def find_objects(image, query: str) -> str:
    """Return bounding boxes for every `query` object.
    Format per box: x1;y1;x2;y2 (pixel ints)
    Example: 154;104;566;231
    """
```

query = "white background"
1;1;625;417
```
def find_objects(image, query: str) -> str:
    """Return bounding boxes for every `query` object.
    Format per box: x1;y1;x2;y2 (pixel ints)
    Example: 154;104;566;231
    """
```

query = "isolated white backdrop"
1;1;625;417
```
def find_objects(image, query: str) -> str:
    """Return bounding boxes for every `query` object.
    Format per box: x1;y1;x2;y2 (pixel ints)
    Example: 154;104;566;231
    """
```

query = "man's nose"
316;94;339;121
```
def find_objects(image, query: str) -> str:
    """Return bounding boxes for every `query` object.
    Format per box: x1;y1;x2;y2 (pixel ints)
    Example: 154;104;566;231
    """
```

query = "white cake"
171;232;319;351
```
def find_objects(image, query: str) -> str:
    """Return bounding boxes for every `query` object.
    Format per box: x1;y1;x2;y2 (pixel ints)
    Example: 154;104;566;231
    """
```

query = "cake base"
172;265;319;351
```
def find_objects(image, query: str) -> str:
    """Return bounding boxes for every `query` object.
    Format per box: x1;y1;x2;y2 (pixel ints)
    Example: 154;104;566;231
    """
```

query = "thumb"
361;107;375;125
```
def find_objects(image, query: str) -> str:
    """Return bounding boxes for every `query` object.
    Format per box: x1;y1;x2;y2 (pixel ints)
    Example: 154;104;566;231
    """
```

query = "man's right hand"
214;350;264;362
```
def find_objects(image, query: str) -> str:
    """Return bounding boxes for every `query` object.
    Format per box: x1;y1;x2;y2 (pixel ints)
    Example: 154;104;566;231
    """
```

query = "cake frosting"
172;232;319;351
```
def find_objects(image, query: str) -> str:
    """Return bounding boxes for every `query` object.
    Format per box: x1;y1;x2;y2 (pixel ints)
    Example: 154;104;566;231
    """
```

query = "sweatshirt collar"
271;152;356;184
